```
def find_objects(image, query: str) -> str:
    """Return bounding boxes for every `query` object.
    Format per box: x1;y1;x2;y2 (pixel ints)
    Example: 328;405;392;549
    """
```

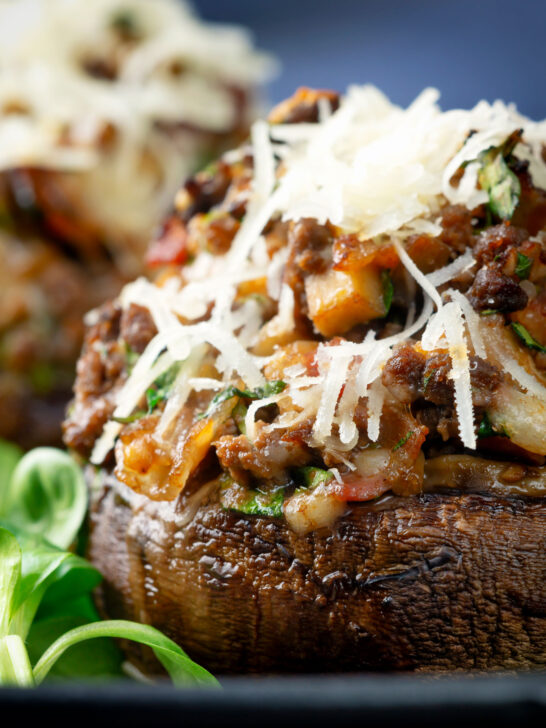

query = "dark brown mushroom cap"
89;469;546;674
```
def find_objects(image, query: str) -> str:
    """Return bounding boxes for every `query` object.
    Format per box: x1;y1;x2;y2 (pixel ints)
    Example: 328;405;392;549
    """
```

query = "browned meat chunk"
473;223;529;267
380;343;425;403
382;344;502;408
216;428;311;483
62;302;125;457
439;204;477;254
467;265;528;312
119;304;157;354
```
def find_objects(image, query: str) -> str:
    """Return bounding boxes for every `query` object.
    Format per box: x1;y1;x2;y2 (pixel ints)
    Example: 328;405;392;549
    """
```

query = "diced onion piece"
490;385;546;456
284;485;346;534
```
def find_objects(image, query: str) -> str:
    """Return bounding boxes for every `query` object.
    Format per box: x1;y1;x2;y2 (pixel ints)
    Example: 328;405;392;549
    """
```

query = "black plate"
1;673;545;728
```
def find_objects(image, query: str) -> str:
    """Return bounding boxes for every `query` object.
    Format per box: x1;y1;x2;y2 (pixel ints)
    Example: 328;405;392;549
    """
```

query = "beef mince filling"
64;87;546;535
63;85;546;672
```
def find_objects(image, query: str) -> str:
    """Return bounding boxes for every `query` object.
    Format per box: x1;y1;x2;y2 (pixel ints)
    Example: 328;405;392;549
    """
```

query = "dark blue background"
194;0;545;119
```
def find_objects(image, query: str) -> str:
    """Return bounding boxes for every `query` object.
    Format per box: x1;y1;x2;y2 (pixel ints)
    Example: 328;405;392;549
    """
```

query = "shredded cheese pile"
90;85;546;464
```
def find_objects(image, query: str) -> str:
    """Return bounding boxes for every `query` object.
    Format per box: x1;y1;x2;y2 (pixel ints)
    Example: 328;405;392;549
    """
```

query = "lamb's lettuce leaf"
0;448;218;688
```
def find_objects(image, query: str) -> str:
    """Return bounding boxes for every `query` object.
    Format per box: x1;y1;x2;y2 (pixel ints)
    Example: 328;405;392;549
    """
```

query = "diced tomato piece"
146;217;188;267
329;474;390;502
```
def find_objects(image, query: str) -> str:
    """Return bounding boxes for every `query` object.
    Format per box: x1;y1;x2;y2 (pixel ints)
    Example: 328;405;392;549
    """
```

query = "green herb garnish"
112;412;146;425
123;341;140;370
477;412;495;438
422;369;435;392
392;431;414;451
0;448;218;687
199;380;286;420
515;252;532;280
511;322;546;353
146;362;182;413
111;361;182;425
231;400;248;435
477;411;509;439
480;309;499;316
381;270;394;315
477;131;522;220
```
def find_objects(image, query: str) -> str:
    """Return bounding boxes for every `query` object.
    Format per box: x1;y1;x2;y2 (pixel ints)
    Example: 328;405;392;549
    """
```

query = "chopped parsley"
109;361;181;426
422;369;436;392
392;431;413;451
477;412;495;438
145;362;182;413
231;400;248;435
477;411;508;439
514;252;532;280
123;341;140;370
381;270;394;315
511;322;546;353
112;412;146;425
198;380;286;420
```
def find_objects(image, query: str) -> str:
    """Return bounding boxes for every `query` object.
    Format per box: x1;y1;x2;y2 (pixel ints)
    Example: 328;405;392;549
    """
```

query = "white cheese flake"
426;249;475;287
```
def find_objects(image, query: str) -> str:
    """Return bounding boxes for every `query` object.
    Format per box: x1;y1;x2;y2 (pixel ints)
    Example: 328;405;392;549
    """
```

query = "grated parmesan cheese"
444;288;486;359
426;249;475;287
89;84;546;464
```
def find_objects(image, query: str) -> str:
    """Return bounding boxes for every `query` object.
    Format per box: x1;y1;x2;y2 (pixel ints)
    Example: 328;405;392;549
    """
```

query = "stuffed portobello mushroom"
64;86;546;673
0;0;274;447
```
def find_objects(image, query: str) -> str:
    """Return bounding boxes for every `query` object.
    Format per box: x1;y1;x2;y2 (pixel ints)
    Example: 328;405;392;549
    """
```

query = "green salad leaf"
0;528;20;635
0;440;23;515
3;448;86;549
0;448;219;688
26;615;123;681
33;620;217;687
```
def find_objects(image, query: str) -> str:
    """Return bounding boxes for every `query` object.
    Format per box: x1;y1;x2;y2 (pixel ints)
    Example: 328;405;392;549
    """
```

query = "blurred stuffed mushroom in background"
0;0;276;448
